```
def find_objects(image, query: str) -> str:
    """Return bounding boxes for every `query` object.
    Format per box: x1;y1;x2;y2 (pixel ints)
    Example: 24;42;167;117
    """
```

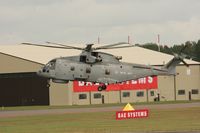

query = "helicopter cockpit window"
46;59;56;70
80;55;87;63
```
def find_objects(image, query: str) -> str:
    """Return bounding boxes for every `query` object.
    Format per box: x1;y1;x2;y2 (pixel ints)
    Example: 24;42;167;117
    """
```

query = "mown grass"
1;100;199;111
0;107;200;133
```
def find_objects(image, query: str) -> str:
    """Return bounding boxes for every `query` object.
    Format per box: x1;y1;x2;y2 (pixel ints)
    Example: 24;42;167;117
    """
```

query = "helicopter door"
54;59;71;80
73;63;87;80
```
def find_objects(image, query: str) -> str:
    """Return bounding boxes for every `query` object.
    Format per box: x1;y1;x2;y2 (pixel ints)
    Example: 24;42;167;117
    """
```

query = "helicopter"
22;42;189;91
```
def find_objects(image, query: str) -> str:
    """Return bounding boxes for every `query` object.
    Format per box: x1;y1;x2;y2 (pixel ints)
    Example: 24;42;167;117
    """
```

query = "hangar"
0;44;199;106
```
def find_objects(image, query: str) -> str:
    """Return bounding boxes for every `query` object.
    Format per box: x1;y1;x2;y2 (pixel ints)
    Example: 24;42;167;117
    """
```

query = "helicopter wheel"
98;84;107;91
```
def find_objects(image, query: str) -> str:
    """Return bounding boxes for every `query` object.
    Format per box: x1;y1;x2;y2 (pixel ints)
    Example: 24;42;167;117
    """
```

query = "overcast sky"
0;0;200;45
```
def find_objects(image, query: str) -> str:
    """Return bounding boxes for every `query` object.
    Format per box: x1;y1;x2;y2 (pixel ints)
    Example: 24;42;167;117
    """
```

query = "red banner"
73;76;157;92
116;109;149;120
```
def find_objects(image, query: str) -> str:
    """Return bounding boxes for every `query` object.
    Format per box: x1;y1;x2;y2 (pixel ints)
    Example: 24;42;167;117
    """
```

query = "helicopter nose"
37;68;51;78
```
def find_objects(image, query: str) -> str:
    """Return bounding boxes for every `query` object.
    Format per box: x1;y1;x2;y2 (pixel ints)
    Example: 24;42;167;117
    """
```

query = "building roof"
0;44;199;65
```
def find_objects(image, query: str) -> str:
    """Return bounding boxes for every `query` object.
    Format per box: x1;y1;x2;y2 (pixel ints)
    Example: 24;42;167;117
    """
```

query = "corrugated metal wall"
0;72;49;106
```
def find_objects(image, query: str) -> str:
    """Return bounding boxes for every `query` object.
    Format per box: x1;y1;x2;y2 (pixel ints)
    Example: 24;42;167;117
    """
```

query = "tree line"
136;40;200;62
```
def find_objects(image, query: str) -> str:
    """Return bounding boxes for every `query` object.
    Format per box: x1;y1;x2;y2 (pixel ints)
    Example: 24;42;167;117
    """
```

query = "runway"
0;102;199;118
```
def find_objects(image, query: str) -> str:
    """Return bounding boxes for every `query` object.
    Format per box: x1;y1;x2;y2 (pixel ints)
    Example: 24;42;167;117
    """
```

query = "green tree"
194;40;200;62
141;43;159;51
137;40;200;62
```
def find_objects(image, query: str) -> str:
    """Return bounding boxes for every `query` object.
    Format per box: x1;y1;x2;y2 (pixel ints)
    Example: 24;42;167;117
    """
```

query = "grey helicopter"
22;42;189;91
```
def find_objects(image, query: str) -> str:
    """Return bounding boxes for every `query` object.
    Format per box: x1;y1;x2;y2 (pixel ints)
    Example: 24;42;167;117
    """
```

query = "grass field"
0;106;200;133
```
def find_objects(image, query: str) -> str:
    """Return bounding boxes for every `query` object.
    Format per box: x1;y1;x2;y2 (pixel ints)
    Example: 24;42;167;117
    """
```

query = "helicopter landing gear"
98;84;107;91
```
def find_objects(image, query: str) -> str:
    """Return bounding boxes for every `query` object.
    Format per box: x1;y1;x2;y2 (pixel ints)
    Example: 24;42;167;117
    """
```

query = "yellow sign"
123;103;135;111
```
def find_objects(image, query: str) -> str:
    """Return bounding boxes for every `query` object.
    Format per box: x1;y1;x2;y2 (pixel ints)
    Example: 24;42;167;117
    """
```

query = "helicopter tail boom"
163;54;189;75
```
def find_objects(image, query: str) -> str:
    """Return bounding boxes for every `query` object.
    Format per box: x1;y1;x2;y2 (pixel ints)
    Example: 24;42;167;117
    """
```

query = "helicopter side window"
80;55;87;63
70;66;75;71
105;69;110;75
86;67;91;73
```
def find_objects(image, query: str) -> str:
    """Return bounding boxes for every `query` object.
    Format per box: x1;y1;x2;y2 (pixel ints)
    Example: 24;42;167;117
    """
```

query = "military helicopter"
22;42;189;91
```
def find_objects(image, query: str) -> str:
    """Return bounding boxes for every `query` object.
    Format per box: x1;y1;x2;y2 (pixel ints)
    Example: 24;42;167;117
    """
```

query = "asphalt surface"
0;102;199;118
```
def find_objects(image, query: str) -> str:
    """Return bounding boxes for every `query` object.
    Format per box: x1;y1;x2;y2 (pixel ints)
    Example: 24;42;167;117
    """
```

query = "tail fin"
163;54;189;75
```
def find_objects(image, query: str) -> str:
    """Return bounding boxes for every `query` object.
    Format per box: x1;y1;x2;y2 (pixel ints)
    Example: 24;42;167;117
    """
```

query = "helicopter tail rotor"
163;44;190;75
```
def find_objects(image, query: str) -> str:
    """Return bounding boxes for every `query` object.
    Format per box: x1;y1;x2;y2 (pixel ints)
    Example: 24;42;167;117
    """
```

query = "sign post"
116;103;149;120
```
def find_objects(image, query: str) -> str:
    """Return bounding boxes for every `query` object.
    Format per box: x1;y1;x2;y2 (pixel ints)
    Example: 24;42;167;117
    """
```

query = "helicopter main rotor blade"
95;45;134;50
46;42;83;50
95;42;130;49
22;43;77;49
22;42;134;51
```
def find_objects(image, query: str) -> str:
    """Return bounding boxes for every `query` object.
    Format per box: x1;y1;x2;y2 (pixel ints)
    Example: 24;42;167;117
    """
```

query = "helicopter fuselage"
38;51;168;87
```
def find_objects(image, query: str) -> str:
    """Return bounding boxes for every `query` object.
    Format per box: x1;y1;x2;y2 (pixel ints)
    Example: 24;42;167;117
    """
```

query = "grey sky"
0;0;200;45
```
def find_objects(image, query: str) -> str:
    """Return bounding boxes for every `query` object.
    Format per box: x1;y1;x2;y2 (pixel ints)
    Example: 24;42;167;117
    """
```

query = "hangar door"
0;72;49;106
